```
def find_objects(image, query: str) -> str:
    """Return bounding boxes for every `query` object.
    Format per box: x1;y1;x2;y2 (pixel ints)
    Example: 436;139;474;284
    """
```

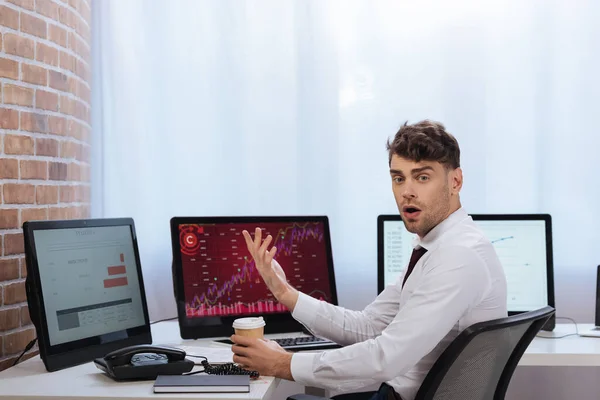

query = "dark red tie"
402;247;428;287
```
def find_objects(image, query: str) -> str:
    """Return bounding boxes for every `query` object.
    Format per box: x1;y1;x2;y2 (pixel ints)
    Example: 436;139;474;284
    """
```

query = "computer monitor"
469;214;555;315
596;265;600;327
578;266;600;337
23;218;152;371
377;214;555;318
170;216;338;339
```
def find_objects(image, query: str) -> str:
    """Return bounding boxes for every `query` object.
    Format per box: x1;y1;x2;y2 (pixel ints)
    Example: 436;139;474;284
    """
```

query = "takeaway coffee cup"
232;316;266;339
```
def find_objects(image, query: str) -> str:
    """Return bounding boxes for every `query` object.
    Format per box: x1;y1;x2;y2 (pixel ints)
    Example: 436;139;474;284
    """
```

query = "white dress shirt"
289;207;507;400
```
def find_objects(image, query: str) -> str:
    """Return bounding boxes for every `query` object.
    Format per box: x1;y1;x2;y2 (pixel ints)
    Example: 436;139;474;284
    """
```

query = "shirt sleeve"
292;280;402;346
290;245;489;393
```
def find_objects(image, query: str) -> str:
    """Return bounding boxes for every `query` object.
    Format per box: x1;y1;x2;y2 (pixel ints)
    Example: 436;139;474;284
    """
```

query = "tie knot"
413;246;427;257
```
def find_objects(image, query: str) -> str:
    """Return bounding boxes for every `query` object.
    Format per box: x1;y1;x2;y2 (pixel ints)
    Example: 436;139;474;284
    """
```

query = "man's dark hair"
386;120;460;169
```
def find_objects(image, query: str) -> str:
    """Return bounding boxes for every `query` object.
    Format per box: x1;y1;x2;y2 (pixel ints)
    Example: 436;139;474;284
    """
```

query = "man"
231;120;507;400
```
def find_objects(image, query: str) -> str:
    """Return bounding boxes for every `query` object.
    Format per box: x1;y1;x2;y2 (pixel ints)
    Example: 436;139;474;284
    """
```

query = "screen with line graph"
379;215;552;313
472;219;549;312
178;220;334;318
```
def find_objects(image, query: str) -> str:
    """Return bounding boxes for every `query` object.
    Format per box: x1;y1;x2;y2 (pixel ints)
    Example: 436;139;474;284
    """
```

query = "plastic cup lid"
232;316;265;330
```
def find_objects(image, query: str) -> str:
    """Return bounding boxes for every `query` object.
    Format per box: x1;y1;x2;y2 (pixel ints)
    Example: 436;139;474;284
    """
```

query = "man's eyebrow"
410;166;434;174
389;166;435;175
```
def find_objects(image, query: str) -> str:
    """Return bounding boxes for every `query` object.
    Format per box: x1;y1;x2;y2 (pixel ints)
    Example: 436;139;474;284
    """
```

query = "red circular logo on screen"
180;225;202;256
184;233;197;247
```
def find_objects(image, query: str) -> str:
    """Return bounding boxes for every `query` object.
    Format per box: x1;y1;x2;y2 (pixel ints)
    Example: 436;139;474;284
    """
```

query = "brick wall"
0;0;91;371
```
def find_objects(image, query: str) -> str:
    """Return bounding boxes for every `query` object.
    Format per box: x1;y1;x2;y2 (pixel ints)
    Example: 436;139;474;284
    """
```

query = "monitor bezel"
378;213;556;317
23;218;152;372
595;265;600;327
170;216;338;339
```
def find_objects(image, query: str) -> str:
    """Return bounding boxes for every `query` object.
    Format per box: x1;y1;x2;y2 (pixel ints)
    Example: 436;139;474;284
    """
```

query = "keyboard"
272;336;340;351
213;335;341;351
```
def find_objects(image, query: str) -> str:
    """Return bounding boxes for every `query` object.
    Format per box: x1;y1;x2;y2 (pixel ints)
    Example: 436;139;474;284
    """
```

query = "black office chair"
288;306;555;400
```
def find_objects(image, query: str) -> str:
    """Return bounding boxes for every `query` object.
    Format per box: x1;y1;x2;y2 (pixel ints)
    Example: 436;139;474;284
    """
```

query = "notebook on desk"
170;216;342;351
153;374;250;393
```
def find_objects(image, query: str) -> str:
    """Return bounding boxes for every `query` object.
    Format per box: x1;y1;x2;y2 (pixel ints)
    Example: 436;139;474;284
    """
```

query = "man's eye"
418;175;429;181
393;177;404;184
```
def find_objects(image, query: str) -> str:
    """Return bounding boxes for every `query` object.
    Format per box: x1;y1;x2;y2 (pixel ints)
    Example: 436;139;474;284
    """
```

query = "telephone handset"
104;344;186;366
94;344;194;381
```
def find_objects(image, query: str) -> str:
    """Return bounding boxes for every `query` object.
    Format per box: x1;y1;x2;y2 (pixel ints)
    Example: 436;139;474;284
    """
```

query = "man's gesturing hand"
242;227;298;311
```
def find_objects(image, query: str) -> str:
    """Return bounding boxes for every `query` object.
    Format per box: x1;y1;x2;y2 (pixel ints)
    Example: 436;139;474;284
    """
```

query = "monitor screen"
380;219;418;288
377;214;554;313
33;225;147;346
175;218;336;319
470;218;550;311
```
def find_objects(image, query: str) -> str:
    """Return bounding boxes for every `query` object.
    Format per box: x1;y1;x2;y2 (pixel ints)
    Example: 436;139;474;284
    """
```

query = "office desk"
519;323;600;366
1;322;598;400
0;321;282;400
507;323;600;400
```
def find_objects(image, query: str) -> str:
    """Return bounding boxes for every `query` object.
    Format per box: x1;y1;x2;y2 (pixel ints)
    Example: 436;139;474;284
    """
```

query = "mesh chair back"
415;306;554;400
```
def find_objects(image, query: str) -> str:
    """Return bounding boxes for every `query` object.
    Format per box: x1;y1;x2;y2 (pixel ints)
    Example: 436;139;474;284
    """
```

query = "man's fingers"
259;235;273;256
232;354;251;368
242;230;254;252
231;334;253;346
254;227;262;248
231;344;250;357
265;246;277;264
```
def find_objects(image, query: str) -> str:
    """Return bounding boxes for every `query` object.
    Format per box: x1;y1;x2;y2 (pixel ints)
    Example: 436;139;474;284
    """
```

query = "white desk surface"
520;323;600;367
1;321;600;399
0;321;290;400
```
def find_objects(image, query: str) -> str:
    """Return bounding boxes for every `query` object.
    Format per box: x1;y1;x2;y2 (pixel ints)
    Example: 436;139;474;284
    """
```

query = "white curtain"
92;0;600;322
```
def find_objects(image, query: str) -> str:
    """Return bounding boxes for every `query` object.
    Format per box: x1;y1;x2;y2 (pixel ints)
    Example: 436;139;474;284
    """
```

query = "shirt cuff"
291;291;321;326
290;352;318;385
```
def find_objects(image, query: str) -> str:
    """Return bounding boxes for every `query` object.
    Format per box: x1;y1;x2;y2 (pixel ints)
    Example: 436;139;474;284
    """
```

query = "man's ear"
451;167;463;193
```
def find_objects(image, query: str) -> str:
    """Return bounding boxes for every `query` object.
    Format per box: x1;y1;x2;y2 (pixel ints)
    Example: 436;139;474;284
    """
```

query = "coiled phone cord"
185;355;260;379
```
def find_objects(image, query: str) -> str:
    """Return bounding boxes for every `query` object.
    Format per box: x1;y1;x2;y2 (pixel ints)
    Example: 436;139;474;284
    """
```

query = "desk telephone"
94;344;194;380
94;344;259;381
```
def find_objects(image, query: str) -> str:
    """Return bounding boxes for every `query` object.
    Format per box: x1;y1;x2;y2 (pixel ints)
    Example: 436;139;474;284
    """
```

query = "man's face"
389;155;462;238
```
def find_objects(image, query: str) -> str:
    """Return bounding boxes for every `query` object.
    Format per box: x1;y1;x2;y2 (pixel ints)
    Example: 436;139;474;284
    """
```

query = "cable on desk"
186;354;210;366
149;316;178;325
12;338;37;366
535;316;579;339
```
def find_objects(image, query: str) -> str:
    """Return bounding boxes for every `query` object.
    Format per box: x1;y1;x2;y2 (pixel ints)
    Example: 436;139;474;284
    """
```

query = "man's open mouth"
402;207;422;220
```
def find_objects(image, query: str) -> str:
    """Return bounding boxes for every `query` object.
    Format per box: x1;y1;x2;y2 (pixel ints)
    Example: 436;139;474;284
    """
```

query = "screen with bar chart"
33;225;147;346
176;219;335;318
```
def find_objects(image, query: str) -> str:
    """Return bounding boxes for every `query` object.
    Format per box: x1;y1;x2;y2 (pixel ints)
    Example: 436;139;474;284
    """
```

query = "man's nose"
402;182;417;199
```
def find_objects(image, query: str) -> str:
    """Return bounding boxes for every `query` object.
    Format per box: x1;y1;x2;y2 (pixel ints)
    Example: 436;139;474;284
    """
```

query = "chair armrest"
287;394;331;400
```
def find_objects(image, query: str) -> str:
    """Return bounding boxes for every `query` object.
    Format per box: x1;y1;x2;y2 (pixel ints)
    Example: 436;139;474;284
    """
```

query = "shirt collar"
412;207;469;251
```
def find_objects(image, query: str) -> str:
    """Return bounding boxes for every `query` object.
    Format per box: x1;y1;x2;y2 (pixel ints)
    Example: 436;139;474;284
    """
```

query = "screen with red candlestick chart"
178;221;333;318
